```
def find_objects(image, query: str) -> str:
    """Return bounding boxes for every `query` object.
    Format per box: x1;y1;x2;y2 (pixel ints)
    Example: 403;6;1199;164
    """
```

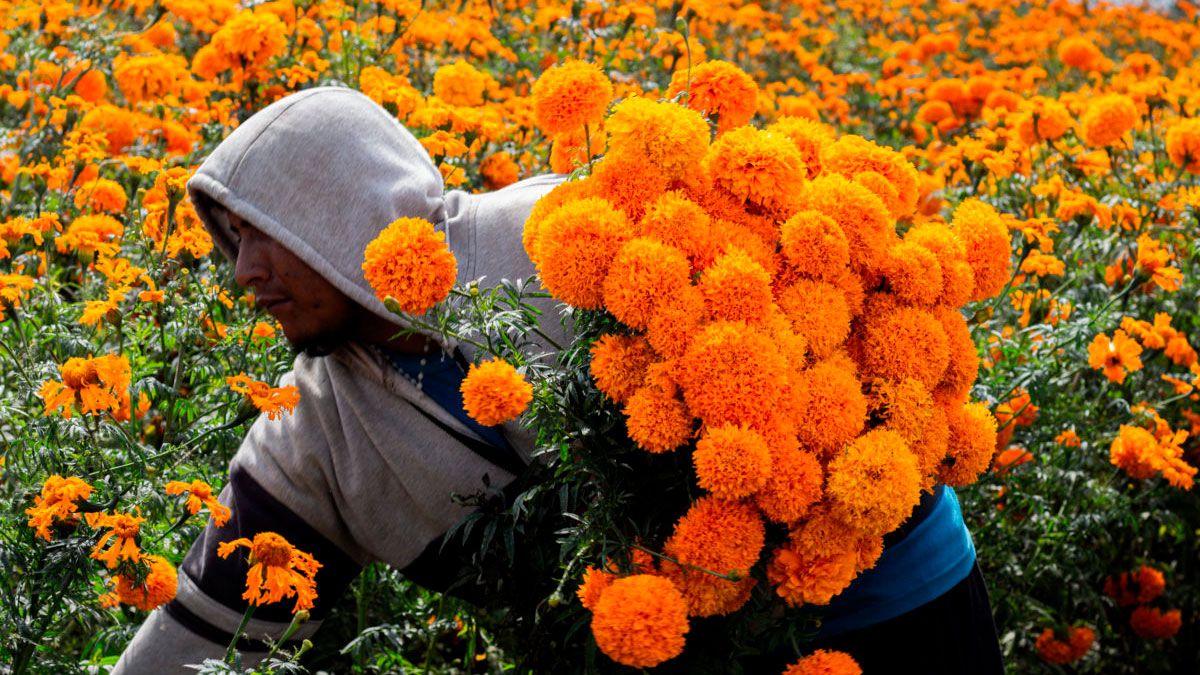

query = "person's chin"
286;328;349;358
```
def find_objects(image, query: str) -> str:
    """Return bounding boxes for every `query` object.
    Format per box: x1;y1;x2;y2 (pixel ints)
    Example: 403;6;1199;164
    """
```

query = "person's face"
228;211;358;356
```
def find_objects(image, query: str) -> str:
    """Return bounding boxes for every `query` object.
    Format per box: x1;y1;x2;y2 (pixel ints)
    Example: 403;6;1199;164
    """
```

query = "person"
115;85;1003;673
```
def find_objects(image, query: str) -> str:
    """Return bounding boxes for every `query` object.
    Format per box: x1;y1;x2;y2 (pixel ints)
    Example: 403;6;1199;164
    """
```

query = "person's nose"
234;237;269;289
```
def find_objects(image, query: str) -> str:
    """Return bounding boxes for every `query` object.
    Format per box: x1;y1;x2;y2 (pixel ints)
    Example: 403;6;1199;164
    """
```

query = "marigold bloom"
432;60;492;107
646;284;706;360
480;152;519;191
56;214;124;259
624;381;693;453
73;178;128;214
950;199;1011;301
39;355;132;419
85;511;144;569
207;10;288;74
25;475;94;540
114;53;189;103
676;322;791;430
577;566;614;611
589;334;655;404
103;554;177;612
793;359;868;453
79;105;140;153
165;480;231;527
0;273;35;308
522;179;596;266
698;249;773;324
590;575;689;667
827;429;922;536
606;97;710;182
662;497;765;617
703;126;806;218
218;532;321;613
885;241;944;307
821;135;920;220
1035;625;1094;664
941;402;999;486
796;175;893;271
1165;118;1200;173
531;60;613;136
1080;94;1138;148
904;222;974;308
767;116;834;179
1015;97;1073;145
1087;330;1143;384
639;192;719;272
937;307;981;402
754;444;824;524
777;280;851;361
1104;565;1165;607
693;424;771;499
783;650;862;675
1108;424;1196;489
861;306;950;390
767;508;864;606
779;210;850;280
993;447;1034;475
667;60;758;133
535;197;632;309
362;217;457;315
1130;607;1182;639
460;359;533;426
603;238;691;330
1058;36;1107;71
226;374;300;421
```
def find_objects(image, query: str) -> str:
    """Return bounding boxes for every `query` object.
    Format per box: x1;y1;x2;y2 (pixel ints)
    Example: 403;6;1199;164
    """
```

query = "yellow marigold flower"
777;280;851;361
1087;330;1143;384
531;60;612;136
606;97;710;183
821;135;921;220
884;241;943;307
480;151;519;191
754;443;823;524
827;429;922;536
39;355;132;419
84;511;144;569
535;197;632;309
165;479;231;527
0;273;35;308
590;574;689;667
698;248;773;325
702;126;806;218
460;358;533;427
940;402;998;486
73;178;128;214
766;116;834;179
362;217;457;315
950;198;1011;301
646;284;706;360
102;554;177;612
226;374;300;421
1080;94;1138;148
779;210;850;280
113;52;189;104
603;238;691;331
661;496;764;617
783;650;862;675
861;305;950;390
624;379;693;453
796;174;894;272
676;322;791;430
667;60;758;133
1166;118;1200;173
1015;97;1073;145
25;475;94;540
209;10;288;73
692;424;771;500
1057;35;1108;71
432;60;492;107
793;359;868;453
639;191;719;272
56;214;124;259
218;532;321;613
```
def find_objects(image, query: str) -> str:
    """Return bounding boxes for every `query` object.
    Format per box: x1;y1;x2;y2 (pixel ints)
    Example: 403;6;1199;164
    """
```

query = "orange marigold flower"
767;116;835;179
113;53;189;104
535;197;632;309
766;508;863;606
950;199;1011;301
904;222;974;308
1058;36;1107;71
606;97;710;182
84;511;143;570
0;273;35;308
531;60;613;136
796;175;894;272
218;532;321;613
577;566;615;612
821;135;920;220
1035;625;1094;664
884;241;943;307
1056;429;1082;447
698;248;774;324
1104;565;1165;607
226;374;300;421
693;424;771;499
754;444;824;524
56;214;124;259
522;179;596;266
1130;607;1182;640
779;210;850;281
25;475;94;540
589;334;656;404
1108;424;1196;489
1087;330;1143;384
209;10;289;74
548;125;607;174
432;60;493;107
624;380;693;453
1081;94;1138;148
639;191;720;272
480;152;519;191
993;447;1034;475
941;402;999;486
676;322;791;429
165;479;231;527
702;126;806;219
646;284;706;360
603;238;691;330
1134;233;1183;292
39;355;132;419
793;359;868;453
1015;97;1073;145
827;429;922;536
590;575;689;667
777;280;851;360
79;105;140;153
662;496;765;617
783;650;862;675
103;554;177;612
460;358;533;426
362;217;457;315
1165;118;1200;173
861;305;950;390
667;60;758;133
868;377;934;447
937;307;981;402
73;178;128;214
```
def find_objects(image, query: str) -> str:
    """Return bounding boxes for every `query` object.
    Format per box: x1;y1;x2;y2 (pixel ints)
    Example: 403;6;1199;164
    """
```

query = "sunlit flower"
1087;330;1143;384
531;60;613;136
84;511;145;569
101;554;177;612
218;532;321;613
226;374;300;421
460;358;533;426
165;479;231;527
25;475;94;540
39;355;132;419
667;60;758;133
363;217;457;315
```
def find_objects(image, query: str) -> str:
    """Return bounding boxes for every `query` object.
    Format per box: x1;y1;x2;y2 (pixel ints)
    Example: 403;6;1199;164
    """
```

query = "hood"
187;86;447;329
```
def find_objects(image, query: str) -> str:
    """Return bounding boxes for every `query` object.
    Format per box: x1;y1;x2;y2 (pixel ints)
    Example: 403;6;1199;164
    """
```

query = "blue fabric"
816;485;976;638
382;349;513;451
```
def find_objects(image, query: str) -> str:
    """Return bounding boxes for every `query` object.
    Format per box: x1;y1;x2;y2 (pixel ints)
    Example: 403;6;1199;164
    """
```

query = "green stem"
263;609;309;663
225;604;257;665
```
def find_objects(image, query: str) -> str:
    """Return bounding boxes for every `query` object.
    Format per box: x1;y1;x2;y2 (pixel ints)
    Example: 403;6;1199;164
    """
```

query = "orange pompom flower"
1058;36;1107;71
460;358;533;426
1035;625;1094;664
698;248;774;324
662;496;765;617
796;174;894;272
606;97;710;182
589;334;656;404
860;306;950;390
73;178;128;214
693;424;771;499
1165;118;1200;173
639;192;720;272
165;480;231;527
779;210;850;280
767;116;835;179
535;197;632;309
755;444;824;524
590;574;689;667
777;280;852;360
885;241;943;307
1130;607;1182;639
56;214;124;259
103;554;178;612
531;60;613;136
703;126;806;218
783;650;862;675
821;135;921;220
667;60;758;133
826;429;922;536
950;199;1011;301
1080;94;1138;148
603;238;691;330
941;402;999;486
676;322;792;430
217;531;322;613
624;380;693;453
39;355;132;420
363;217;458;315
25;475;94;540
793;359;868;453
226;374;300;421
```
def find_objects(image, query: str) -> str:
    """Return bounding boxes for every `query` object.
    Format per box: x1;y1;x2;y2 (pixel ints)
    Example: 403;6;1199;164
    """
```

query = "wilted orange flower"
101;554;177;612
1035;625;1095;664
590;574;689;667
165;480;231;527
362;217;457;315
218;531;321;613
667;60;758;133
531;60;612;136
1080;94;1138;148
226;374;300;421
783;650;862;675
39;355;132;419
460;358;533;427
25;475;94;540
1087;330;1143;384
84;511;144;569
1130;607;1182;639
1104;565;1165;607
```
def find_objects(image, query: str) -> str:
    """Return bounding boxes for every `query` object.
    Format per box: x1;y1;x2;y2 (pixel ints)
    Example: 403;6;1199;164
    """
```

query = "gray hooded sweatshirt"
114;87;562;673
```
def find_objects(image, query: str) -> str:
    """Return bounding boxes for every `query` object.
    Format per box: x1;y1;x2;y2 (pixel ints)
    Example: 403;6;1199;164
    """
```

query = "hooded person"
114;86;565;673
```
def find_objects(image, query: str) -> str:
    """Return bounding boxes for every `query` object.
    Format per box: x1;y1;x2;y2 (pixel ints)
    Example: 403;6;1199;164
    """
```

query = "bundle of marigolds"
366;58;1008;672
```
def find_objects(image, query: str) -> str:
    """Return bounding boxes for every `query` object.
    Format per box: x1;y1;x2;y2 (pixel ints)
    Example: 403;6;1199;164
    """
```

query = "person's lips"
256;296;291;313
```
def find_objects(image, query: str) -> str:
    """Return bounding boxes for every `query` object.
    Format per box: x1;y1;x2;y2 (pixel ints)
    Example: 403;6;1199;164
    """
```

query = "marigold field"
1;0;1199;673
